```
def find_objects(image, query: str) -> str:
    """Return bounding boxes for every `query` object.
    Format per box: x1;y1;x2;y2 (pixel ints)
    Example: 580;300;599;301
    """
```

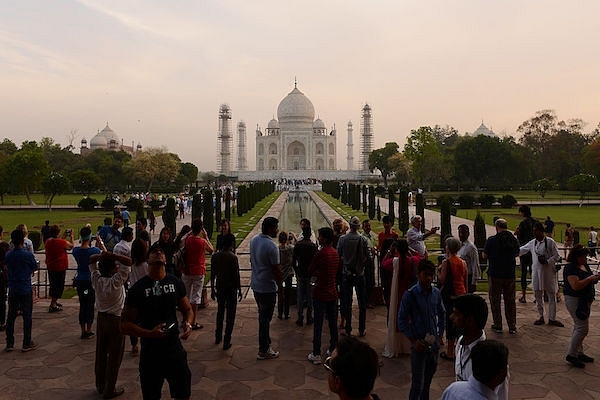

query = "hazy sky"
2;1;599;172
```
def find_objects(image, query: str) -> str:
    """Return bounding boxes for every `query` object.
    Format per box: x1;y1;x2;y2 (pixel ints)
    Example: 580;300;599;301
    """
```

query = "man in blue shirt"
250;216;282;360
398;259;445;400
5;229;39;352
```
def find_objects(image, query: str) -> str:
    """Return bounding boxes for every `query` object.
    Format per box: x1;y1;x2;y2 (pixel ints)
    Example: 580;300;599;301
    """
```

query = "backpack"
173;245;188;274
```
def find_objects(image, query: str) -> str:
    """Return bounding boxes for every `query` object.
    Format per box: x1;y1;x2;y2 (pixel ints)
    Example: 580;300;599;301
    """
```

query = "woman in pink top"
438;236;467;360
182;218;214;330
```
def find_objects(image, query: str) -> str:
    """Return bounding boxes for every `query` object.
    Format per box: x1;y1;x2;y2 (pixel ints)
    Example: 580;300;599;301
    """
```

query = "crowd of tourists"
2;200;598;399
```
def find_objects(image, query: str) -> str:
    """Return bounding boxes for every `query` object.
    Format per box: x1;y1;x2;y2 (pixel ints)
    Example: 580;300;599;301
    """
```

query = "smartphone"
162;322;175;332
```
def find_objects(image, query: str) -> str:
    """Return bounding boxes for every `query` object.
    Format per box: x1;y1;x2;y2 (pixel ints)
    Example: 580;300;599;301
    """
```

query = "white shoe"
257;347;280;360
308;353;322;365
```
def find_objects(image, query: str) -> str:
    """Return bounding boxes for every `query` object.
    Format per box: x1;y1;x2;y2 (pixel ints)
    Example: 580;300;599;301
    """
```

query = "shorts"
182;274;204;305
139;342;191;400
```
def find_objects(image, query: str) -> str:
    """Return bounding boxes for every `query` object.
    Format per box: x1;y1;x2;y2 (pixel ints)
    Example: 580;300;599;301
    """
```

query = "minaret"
346;121;354;170
236;121;247;171
359;103;374;172
217;104;233;175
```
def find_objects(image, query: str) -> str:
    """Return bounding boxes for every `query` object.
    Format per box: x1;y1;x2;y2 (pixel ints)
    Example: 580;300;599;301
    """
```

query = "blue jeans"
216;288;238;345
343;274;366;334
296;277;313;321
6;293;33;348
409;347;438;400
312;297;338;355
254;291;276;353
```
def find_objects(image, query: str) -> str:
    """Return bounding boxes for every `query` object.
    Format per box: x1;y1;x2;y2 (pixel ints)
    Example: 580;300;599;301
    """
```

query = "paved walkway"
4;192;599;399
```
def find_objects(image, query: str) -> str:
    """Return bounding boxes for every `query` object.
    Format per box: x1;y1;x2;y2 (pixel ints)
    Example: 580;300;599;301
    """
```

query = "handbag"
576;296;591;320
173;246;188;274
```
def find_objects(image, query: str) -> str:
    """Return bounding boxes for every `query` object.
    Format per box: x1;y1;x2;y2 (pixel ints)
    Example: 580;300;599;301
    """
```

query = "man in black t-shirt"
514;205;536;303
122;247;193;400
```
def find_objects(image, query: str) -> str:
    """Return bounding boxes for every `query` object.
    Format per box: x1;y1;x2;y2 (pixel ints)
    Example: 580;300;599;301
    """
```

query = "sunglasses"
323;356;336;375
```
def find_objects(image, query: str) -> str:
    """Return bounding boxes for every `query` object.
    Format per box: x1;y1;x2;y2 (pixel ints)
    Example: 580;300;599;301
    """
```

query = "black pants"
277;276;293;318
216;288;238;344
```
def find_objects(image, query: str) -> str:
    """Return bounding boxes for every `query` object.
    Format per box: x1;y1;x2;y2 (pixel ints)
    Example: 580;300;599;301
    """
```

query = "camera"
538;254;548;264
65;229;72;235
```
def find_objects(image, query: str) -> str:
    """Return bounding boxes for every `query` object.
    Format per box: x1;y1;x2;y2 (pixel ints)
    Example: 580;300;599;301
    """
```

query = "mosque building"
80;123;141;156
221;81;372;181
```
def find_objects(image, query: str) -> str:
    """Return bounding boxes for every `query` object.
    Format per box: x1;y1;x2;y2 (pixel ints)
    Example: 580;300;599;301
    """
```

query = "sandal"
440;352;455;361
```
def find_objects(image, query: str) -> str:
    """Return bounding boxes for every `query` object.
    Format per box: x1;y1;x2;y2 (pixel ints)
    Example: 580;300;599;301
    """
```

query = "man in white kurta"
519;222;562;326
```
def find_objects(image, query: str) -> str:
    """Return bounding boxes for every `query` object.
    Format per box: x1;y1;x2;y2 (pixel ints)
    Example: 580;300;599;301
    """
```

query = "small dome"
99;123;119;142
313;118;326;129
277;86;315;123
473;122;495;137
268;118;280;129
90;134;107;148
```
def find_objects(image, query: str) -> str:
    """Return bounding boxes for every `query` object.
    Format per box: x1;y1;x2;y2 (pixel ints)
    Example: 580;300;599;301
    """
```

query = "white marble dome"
268;118;280;129
313;118;326;129
89;133;107;148
277;86;315;123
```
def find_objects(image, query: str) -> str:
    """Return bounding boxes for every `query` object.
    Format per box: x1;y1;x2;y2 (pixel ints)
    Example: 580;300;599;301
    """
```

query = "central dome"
277;86;315;124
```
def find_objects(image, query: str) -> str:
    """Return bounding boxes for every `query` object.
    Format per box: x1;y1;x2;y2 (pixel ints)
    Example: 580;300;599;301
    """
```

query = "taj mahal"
218;81;374;181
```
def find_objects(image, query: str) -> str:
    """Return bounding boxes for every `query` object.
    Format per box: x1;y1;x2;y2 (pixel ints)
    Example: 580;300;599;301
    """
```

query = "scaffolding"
346;121;354;170
359;103;374;172
236;121;248;171
217;104;233;175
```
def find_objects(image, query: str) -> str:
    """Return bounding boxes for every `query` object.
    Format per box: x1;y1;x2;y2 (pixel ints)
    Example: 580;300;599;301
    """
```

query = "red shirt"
184;235;209;275
308;245;341;301
378;230;398;250
45;238;70;272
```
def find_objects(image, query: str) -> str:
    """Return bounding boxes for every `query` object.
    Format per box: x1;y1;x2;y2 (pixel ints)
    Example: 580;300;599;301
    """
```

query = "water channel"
278;190;330;236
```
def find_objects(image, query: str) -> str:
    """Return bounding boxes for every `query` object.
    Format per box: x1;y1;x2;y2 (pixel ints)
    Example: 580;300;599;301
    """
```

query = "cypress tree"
440;196;452;249
202;188;214;239
225;187;231;221
161;197;177;237
399;186;409;235
416;192;425;233
368;186;376;220
388;187;395;225
214;188;222;227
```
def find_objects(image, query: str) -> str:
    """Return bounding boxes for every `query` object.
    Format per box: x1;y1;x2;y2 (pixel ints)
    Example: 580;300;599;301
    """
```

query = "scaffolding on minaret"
359;103;374;172
236;121;248;171
217;104;233;175
347;121;354;170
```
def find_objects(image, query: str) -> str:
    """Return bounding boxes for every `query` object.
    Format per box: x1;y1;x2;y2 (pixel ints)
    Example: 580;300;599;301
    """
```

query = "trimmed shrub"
478;194;496;208
457;194;476;209
100;197;118;211
499;194;517;208
78;197;99;211
29;230;42;251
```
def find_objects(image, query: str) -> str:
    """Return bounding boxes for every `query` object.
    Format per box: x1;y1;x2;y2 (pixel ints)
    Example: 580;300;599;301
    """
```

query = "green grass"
1;193;103;206
224;192;280;247
428;189;600;202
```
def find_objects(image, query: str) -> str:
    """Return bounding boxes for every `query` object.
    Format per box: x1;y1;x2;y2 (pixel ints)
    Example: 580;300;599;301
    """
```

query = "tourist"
398;259;446;400
325;336;381;400
588;226;597;258
128;238;149;355
72;226;103;339
377;215;399;308
337;216;369;337
216;219;236;253
564;223;575;257
41;220;51;242
332;218;346;330
407;215;439;257
182;218;214;331
14;224;34;253
563;244;598;368
89;249;132;398
250;216;282;360
122;247;193;400
483;219;520;334
307;227;341;364
0;225;11;332
442;340;509;400
544;216;555;238
361;219;378;309
135;217;150;245
150;227;178;276
45;224;74;312
277;231;294;320
210;234;242;350
382;239;420;358
4;229;38;352
519;222;563;327
438;236;468;361
112;227;133;272
99;216;123;252
293;221;318;326
121;208;130;228
514;205;535;303
457;224;481;293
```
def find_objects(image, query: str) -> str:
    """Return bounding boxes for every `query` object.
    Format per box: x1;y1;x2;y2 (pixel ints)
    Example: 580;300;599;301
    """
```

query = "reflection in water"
278;191;329;236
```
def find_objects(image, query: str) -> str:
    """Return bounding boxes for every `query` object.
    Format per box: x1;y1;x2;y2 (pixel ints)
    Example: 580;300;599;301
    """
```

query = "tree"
533;178;557;199
404;127;447;190
125;148;180;191
162;197;177;236
439;196;452;248
71;169;103;196
398;187;409;235
567;174;598;201
388;152;412;186
388;187;395;225
368;142;400;187
202;188;215;239
42;171;71;210
179;162;199;190
7;141;49;205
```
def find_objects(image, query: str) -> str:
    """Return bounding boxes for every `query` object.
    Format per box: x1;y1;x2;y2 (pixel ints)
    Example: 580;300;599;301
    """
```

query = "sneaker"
509;328;517;335
81;331;95;339
307;353;322;365
48;306;62;313
534;317;545;325
4;345;14;353
491;325;503;333
579;354;595;363
257;347;280;360
566;355;585;368
548;319;564;327
325;349;332;357
21;341;38;352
